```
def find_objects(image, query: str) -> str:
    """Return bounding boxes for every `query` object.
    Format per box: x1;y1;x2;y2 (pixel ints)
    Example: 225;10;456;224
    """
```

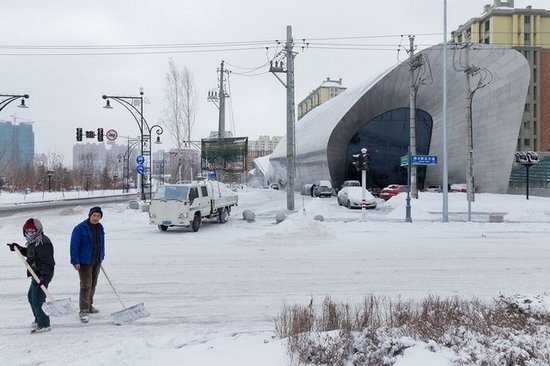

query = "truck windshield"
153;185;189;200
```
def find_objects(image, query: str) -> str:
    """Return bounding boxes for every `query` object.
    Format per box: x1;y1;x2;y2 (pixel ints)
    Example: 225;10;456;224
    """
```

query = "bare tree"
162;58;198;181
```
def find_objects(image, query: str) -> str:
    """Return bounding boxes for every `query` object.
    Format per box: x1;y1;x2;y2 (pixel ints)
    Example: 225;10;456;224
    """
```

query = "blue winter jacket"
70;219;105;265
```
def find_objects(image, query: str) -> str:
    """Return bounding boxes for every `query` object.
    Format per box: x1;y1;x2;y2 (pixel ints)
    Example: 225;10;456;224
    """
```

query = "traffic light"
97;128;104;142
76;127;83;142
360;148;370;169
352;153;363;171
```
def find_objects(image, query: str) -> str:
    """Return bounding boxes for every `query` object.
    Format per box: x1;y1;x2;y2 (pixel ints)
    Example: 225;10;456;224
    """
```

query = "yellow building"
297;77;347;120
452;0;550;151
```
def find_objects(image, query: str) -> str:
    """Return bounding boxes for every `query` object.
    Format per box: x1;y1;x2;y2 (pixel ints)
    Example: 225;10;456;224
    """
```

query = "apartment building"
297;77;347;120
452;0;550;151
246;135;282;169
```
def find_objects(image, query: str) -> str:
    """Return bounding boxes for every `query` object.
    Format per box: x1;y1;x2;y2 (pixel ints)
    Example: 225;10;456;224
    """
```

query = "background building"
268;44;530;194
452;0;550;152
246;135;282;168
0;120;34;169
297;77;347;120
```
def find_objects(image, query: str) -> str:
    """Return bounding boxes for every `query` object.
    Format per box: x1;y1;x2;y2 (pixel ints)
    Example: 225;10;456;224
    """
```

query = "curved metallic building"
267;44;530;193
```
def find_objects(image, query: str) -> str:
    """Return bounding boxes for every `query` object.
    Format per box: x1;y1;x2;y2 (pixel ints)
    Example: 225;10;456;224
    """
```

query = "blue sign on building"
411;155;438;165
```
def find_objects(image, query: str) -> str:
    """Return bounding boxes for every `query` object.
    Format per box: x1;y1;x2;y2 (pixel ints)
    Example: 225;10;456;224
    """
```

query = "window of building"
524;33;530;46
484;21;490;32
524;138;531;146
534;121;537;135
533;86;537;100
524;103;531;112
533;68;537;83
533;105;537;117
533;51;537;65
524;121;531;129
524;15;531;24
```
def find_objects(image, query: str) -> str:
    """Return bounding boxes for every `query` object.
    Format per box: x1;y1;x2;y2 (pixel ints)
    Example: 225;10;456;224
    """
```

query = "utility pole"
218;60;226;139
408;35;419;199
464;34;475;222
286;26;296;211
270;25;296;211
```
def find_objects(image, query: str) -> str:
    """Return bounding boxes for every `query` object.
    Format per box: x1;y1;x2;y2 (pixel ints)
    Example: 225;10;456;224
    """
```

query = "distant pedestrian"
70;206;105;323
6;218;55;334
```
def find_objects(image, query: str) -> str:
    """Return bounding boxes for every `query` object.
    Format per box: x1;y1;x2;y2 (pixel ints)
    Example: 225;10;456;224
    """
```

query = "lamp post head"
18;98;28;108
361;148;367;154
103;99;113;109
155;136;162;144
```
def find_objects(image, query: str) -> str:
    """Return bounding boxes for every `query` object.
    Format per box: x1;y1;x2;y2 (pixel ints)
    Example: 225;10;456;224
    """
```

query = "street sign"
136;164;145;175
136;155;145;165
106;129;118;141
411;155;438;165
400;155;409;167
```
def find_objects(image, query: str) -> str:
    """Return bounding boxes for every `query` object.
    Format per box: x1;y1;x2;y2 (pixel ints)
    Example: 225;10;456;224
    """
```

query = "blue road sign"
136;155;145;165
136;164;145;175
411;155;438;165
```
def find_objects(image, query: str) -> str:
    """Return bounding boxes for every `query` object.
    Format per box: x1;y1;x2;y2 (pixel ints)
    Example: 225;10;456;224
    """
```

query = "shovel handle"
13;246;55;302
100;265;127;309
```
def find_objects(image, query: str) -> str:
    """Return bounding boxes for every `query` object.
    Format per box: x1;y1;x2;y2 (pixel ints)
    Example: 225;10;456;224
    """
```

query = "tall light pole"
102;91;163;201
0;94;29;112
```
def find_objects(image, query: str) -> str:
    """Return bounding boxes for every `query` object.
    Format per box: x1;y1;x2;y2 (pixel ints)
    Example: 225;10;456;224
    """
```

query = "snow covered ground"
1;188;550;365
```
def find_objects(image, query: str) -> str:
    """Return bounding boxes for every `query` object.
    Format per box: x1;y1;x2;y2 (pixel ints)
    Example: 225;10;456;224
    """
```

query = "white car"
337;186;377;209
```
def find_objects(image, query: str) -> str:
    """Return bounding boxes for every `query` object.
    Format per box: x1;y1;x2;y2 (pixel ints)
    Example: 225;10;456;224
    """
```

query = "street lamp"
0;94;29;112
46;170;54;192
102;90;163;201
118;139;139;193
515;151;539;200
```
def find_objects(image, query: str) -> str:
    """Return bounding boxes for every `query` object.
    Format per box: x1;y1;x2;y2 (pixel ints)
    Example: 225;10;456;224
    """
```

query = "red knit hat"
23;219;36;231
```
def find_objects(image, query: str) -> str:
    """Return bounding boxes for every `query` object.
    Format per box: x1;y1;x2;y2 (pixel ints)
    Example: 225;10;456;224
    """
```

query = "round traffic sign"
136;164;145;175
105;129;118;141
136;155;145;165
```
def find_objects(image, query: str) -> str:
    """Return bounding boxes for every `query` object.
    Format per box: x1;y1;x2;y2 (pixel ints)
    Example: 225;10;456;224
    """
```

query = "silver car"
337;186;377;209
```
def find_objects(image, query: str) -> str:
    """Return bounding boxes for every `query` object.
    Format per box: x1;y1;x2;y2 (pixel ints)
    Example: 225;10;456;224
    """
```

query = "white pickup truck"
149;181;238;232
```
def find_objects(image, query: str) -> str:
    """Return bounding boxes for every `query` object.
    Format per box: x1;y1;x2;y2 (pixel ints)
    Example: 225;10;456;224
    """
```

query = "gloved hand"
35;276;46;287
6;243;22;252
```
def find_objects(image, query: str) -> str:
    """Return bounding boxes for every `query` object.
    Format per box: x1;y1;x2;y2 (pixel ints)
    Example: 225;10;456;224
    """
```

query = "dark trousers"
78;263;101;313
28;271;54;328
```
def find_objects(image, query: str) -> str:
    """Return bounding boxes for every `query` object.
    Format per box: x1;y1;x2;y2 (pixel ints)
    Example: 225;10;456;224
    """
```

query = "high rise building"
0;120;34;169
246;135;282;169
297;77;347;120
452;0;550;151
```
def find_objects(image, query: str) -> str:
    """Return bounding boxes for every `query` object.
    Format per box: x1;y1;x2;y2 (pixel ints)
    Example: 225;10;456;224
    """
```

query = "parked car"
341;180;361;188
423;184;443;193
312;180;333;197
450;183;468;193
368;187;381;197
337;187;377;209
269;183;280;190
379;184;408;201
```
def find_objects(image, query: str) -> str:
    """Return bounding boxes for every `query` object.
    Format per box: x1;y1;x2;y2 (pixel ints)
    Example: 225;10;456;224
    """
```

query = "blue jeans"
27;272;54;328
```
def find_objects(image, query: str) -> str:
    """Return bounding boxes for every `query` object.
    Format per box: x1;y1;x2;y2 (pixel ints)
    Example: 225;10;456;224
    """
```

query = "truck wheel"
218;207;229;223
158;225;168;232
191;213;201;232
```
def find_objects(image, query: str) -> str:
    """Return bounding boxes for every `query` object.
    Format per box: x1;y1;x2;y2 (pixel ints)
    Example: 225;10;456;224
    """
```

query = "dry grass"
274;295;550;365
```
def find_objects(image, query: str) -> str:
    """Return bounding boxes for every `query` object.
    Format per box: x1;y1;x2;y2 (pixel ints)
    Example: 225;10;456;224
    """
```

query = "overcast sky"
1;0;547;165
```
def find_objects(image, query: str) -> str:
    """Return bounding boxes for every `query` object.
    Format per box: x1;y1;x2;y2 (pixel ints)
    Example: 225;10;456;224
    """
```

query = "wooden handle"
100;265;127;308
13;246;54;302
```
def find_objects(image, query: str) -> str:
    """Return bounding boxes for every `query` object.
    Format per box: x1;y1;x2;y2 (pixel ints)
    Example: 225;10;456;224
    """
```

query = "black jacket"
19;235;55;277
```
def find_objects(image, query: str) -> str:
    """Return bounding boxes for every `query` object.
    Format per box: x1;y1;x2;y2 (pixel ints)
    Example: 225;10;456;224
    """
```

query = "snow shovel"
100;265;150;325
13;246;77;317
